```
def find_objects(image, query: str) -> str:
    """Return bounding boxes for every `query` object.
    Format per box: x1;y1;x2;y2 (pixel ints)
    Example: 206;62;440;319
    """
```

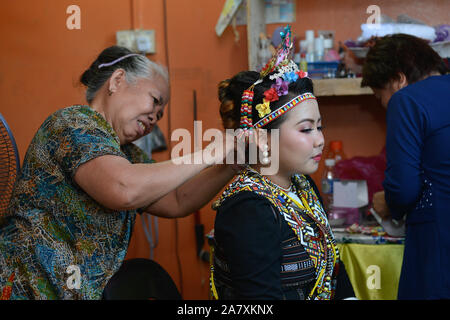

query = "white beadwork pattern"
416;177;434;210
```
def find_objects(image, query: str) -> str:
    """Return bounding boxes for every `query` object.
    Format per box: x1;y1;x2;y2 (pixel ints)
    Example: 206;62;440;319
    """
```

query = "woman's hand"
203;128;248;166
230;129;253;172
372;191;391;219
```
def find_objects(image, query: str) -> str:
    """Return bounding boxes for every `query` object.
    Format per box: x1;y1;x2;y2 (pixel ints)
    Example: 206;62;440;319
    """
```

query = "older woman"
363;34;450;299
0;46;236;300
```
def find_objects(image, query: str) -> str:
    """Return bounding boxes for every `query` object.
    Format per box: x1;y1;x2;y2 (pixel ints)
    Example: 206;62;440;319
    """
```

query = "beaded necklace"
272;181;293;193
211;167;340;300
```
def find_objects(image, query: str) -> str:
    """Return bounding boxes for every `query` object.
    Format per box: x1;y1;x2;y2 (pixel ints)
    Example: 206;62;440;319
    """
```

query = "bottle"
305;30;315;63
315;35;325;62
258;36;273;71
327;140;346;164
300;53;308;72
294;53;301;67
321;158;336;214
323;38;333;60
325;140;358;227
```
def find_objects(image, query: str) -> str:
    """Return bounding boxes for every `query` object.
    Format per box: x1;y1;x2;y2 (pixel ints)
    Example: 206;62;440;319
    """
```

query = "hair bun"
220;100;238;129
218;79;239;129
80;69;90;86
218;79;231;103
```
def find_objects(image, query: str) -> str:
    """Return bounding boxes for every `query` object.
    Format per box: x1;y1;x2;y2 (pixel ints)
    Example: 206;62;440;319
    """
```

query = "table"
335;231;405;300
207;229;405;300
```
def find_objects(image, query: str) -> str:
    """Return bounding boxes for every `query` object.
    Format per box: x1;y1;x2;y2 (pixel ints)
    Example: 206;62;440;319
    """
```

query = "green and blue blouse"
0;105;153;300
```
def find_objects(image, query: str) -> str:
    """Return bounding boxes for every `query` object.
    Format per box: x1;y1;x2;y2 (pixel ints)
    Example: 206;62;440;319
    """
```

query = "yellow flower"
256;99;271;118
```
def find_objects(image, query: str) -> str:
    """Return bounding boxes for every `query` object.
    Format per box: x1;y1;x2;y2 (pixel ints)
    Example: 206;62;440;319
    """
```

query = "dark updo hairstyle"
361;34;448;89
218;71;314;130
80;46;169;103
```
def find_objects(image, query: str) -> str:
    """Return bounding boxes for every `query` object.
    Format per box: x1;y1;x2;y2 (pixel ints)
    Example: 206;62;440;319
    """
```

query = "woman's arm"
383;91;426;219
74;140;233;213
143;164;236;218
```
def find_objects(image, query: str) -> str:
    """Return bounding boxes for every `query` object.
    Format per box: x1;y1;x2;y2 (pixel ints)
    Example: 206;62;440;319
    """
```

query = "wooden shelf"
245;1;372;97
312;78;373;97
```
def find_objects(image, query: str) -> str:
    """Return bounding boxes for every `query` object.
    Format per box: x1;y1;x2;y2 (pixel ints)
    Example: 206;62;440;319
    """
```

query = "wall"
1;0;448;299
125;0;249;299
280;0;449;185
0;0;247;300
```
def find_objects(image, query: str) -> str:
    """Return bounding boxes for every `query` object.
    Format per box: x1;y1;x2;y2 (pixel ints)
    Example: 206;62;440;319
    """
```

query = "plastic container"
321;159;349;227
315;36;325;61
430;40;450;58
321;158;336;214
327;141;363;226
324;143;359;227
299;53;308;72
306;61;339;79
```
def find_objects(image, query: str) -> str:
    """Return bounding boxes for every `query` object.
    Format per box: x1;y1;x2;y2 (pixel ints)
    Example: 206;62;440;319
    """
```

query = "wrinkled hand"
372;191;391;219
227;129;251;171
204;129;249;166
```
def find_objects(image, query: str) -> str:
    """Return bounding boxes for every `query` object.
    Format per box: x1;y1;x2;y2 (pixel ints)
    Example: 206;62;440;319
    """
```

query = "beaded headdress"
239;25;315;130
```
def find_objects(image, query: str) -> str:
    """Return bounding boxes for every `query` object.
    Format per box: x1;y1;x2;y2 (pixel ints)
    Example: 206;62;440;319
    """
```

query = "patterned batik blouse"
0;105;153;300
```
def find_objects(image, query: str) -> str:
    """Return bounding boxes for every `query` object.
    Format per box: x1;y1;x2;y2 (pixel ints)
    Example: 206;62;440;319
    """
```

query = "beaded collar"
212;167;340;300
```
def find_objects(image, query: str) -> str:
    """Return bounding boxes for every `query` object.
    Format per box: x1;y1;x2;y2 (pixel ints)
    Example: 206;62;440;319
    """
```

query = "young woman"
210;27;354;300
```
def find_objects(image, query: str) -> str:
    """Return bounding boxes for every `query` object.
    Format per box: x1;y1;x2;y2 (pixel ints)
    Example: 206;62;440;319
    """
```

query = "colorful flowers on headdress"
282;71;299;83
272;78;289;97
296;70;309;79
255;99;272;118
263;87;279;102
240;25;314;129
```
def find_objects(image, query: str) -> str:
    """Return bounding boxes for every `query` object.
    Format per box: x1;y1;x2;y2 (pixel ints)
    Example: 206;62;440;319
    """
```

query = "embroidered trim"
253;93;316;128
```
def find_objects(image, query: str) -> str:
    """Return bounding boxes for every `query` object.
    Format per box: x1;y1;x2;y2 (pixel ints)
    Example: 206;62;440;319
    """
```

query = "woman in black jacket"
210;27;354;300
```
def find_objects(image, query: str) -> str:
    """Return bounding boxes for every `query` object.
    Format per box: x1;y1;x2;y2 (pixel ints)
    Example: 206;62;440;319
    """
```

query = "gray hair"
80;46;169;103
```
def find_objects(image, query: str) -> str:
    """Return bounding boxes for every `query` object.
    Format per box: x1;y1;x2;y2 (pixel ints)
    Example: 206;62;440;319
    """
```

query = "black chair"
102;258;182;300
0;113;20;216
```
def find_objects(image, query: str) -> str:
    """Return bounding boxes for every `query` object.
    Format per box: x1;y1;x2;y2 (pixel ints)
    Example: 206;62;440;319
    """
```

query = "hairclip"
98;53;141;69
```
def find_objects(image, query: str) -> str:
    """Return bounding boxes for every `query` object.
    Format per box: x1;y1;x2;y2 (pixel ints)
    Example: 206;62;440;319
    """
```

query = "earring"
261;144;270;165
108;89;113;96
